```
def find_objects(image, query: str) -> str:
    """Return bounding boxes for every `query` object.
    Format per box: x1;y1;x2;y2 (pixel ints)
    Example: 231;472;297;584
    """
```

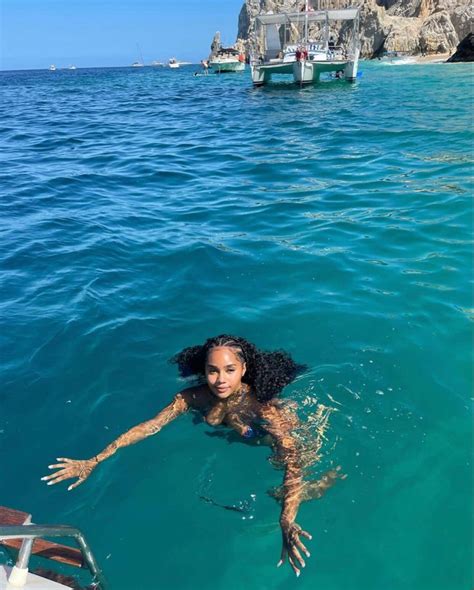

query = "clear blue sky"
1;0;245;70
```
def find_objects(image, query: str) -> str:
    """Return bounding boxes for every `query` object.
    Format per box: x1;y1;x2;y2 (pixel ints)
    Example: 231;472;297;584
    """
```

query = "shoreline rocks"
447;32;474;62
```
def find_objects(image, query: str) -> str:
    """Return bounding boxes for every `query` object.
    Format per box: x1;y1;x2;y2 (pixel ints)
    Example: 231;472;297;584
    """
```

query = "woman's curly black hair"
170;334;306;402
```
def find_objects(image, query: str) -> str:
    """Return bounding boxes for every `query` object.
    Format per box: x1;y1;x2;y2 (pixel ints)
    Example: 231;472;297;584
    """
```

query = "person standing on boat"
43;335;339;576
328;35;337;60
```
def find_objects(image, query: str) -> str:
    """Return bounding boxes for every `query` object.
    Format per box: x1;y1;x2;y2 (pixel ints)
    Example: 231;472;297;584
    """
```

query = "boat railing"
254;46;352;66
0;524;107;589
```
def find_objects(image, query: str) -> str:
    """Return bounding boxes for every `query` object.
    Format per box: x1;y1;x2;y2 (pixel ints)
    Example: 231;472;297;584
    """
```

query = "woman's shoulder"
176;384;212;407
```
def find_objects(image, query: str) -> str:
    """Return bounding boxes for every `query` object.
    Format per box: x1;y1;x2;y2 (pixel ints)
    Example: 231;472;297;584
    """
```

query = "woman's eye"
227;368;235;373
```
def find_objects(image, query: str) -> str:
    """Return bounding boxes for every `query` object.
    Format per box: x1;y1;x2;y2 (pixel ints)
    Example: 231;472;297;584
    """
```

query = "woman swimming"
43;335;335;576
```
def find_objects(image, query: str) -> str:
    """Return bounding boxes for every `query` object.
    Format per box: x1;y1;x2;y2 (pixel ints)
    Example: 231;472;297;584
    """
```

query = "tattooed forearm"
260;404;304;524
42;393;190;492
95;394;188;463
278;437;303;525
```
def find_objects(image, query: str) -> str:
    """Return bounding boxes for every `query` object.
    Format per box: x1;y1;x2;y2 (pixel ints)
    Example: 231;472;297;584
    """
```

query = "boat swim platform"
0;506;83;569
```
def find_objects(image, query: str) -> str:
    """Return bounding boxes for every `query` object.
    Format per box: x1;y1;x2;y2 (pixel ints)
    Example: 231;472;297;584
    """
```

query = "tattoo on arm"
95;393;188;463
261;404;303;525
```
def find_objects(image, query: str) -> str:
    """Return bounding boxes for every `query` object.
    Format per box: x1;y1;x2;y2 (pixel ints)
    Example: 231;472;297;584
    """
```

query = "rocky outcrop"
450;4;473;43
209;30;247;59
447;32;474;62
234;0;473;58
418;11;459;53
210;31;222;56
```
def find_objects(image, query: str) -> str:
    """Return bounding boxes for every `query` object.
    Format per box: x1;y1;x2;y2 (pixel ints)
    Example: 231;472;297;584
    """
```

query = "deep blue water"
0;62;473;590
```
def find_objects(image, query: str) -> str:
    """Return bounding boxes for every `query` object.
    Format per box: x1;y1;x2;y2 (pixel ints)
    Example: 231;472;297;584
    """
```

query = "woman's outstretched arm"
42;392;189;491
260;402;311;577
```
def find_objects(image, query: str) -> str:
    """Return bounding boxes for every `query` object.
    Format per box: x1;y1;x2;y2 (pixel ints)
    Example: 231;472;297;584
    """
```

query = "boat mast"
136;43;144;65
304;0;309;44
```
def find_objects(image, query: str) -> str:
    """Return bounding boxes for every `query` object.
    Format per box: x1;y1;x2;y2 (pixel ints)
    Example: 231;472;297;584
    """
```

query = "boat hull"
251;55;359;85
209;60;245;73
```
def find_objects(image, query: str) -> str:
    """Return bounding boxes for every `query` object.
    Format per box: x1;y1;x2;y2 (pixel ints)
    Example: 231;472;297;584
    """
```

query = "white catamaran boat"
209;47;246;73
250;2;360;86
168;58;180;68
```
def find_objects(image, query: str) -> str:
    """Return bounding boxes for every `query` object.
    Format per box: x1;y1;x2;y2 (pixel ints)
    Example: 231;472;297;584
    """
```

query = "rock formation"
447;32;474;62
210;31;222;56
235;0;473;58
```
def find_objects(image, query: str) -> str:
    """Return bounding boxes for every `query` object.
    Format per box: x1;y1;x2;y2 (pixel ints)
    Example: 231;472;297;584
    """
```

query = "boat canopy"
256;8;359;25
218;47;241;55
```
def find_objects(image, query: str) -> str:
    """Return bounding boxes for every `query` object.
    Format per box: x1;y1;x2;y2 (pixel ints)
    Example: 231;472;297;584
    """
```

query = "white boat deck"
0;566;70;590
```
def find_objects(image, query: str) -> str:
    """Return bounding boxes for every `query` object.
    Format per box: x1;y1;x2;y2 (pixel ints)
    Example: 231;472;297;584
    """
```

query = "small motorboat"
209;47;245;73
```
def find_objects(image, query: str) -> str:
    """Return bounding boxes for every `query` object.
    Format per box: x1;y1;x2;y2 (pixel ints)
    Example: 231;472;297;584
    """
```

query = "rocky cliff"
236;0;473;57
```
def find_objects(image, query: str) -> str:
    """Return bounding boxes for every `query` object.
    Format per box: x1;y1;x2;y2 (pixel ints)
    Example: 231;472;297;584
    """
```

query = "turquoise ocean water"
0;62;472;590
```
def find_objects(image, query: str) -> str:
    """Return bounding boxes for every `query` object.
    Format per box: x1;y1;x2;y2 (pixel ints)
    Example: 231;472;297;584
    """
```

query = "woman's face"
205;347;246;400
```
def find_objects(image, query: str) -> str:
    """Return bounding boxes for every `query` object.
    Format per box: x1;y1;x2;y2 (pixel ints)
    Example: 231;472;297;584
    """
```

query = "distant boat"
168;57;180;68
68;65;77;70
209;47;245;73
151;60;164;66
132;43;145;67
49;64;56;71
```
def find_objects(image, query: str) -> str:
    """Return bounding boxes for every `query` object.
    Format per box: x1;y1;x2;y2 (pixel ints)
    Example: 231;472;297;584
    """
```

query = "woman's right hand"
41;457;98;491
278;520;312;576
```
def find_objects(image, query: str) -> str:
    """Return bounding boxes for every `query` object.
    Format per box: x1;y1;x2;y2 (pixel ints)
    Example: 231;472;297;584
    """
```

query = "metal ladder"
0;524;106;589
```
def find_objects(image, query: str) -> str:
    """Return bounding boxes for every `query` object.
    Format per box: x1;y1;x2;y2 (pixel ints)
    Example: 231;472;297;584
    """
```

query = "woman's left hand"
278;520;312;576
